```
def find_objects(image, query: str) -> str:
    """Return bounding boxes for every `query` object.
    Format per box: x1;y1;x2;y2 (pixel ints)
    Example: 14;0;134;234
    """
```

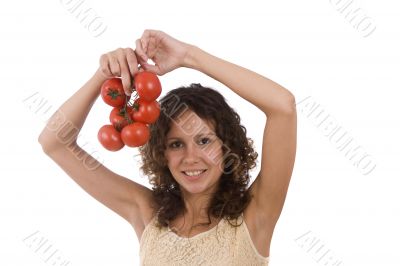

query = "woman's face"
164;109;224;195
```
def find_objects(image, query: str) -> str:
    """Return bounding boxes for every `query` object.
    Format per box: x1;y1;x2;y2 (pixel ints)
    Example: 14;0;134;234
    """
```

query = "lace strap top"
139;213;269;265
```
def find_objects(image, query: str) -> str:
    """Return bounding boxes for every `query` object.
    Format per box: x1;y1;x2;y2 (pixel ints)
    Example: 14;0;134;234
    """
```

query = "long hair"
138;83;258;229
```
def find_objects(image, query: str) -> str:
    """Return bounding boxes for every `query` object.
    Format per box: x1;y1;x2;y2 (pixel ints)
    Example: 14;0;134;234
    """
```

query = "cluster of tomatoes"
98;71;162;151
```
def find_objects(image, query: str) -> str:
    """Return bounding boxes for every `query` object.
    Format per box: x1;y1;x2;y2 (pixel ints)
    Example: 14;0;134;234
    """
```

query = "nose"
182;142;200;164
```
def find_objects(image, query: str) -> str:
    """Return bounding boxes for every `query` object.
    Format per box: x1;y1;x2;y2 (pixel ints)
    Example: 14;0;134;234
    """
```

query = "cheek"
203;145;224;166
165;151;181;168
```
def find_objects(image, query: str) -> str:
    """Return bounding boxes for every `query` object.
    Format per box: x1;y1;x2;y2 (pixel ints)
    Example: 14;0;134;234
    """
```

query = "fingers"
134;48;148;72
135;29;182;76
125;48;139;77
141;63;160;75
99;54;112;77
135;39;152;74
135;30;162;75
117;51;132;96
134;47;160;75
141;29;161;50
136;29;162;60
135;38;147;62
108;53;120;77
141;29;156;54
99;48;140;96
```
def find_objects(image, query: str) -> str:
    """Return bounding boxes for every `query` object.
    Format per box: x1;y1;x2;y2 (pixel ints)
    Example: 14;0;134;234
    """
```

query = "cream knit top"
139;213;269;265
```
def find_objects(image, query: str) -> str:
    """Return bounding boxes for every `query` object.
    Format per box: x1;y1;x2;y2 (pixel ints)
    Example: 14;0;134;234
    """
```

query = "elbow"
283;93;296;114
38;129;51;148
269;92;296;116
38;131;78;154
38;132;52;154
38;131;62;154
38;131;45;146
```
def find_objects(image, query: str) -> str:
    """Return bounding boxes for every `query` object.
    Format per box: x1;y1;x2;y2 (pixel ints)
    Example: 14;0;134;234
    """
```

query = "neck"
181;193;213;223
178;180;220;224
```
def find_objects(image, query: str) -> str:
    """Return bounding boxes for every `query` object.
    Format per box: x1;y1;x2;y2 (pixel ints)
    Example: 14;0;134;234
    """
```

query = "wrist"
94;67;109;83
183;45;201;69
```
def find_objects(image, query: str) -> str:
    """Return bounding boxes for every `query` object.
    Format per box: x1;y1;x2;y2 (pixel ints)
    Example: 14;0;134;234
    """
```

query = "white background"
1;0;399;265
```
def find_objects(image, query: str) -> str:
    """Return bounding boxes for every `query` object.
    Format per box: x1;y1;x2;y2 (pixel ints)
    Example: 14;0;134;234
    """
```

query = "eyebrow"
167;133;216;141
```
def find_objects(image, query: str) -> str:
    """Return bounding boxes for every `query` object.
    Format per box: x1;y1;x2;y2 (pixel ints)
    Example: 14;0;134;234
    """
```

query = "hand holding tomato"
135;30;192;76
98;48;142;96
97;69;162;151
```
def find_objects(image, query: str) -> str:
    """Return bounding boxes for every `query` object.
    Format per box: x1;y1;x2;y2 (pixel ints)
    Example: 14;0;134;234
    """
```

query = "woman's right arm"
38;47;139;150
38;48;154;234
38;68;106;151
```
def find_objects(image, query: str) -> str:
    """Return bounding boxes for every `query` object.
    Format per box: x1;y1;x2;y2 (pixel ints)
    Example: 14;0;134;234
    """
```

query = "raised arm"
135;30;297;232
38;48;154;236
184;46;295;114
185;45;297;230
185;46;296;199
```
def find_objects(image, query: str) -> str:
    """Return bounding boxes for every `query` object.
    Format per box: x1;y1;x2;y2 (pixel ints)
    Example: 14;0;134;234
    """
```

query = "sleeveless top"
139;213;269;265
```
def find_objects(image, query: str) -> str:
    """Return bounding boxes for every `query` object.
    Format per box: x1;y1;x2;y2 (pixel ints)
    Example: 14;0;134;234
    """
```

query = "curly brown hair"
138;83;258;229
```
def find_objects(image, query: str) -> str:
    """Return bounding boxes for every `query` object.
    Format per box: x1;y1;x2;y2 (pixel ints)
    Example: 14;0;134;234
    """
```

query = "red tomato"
98;125;125;151
109;106;133;131
121;122;150;147
131;98;160;124
134;71;162;102
101;78;126;107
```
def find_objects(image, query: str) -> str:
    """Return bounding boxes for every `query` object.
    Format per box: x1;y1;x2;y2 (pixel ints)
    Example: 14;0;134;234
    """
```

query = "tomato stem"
123;95;135;124
107;88;123;100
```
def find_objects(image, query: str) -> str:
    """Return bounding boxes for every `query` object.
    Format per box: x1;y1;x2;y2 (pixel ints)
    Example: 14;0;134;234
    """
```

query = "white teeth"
184;170;205;176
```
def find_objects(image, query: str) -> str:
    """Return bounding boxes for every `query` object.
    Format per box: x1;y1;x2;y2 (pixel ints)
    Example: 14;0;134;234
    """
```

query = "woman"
38;29;297;265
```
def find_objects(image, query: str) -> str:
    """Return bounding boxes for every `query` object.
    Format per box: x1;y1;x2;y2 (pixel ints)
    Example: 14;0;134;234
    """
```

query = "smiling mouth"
181;169;207;179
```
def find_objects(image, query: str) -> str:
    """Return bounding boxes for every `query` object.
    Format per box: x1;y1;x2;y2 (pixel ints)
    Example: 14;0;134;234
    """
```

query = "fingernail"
142;54;147;61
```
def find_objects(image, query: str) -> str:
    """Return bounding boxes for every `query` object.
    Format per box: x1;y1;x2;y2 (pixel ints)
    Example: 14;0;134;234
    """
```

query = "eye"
198;137;211;145
168;141;182;149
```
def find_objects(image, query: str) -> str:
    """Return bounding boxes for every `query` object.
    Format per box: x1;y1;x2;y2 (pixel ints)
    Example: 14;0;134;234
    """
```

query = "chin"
179;181;207;194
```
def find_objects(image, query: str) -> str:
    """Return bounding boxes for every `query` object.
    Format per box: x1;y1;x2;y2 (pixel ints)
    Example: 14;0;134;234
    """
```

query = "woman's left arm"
184;45;296;115
185;45;297;223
